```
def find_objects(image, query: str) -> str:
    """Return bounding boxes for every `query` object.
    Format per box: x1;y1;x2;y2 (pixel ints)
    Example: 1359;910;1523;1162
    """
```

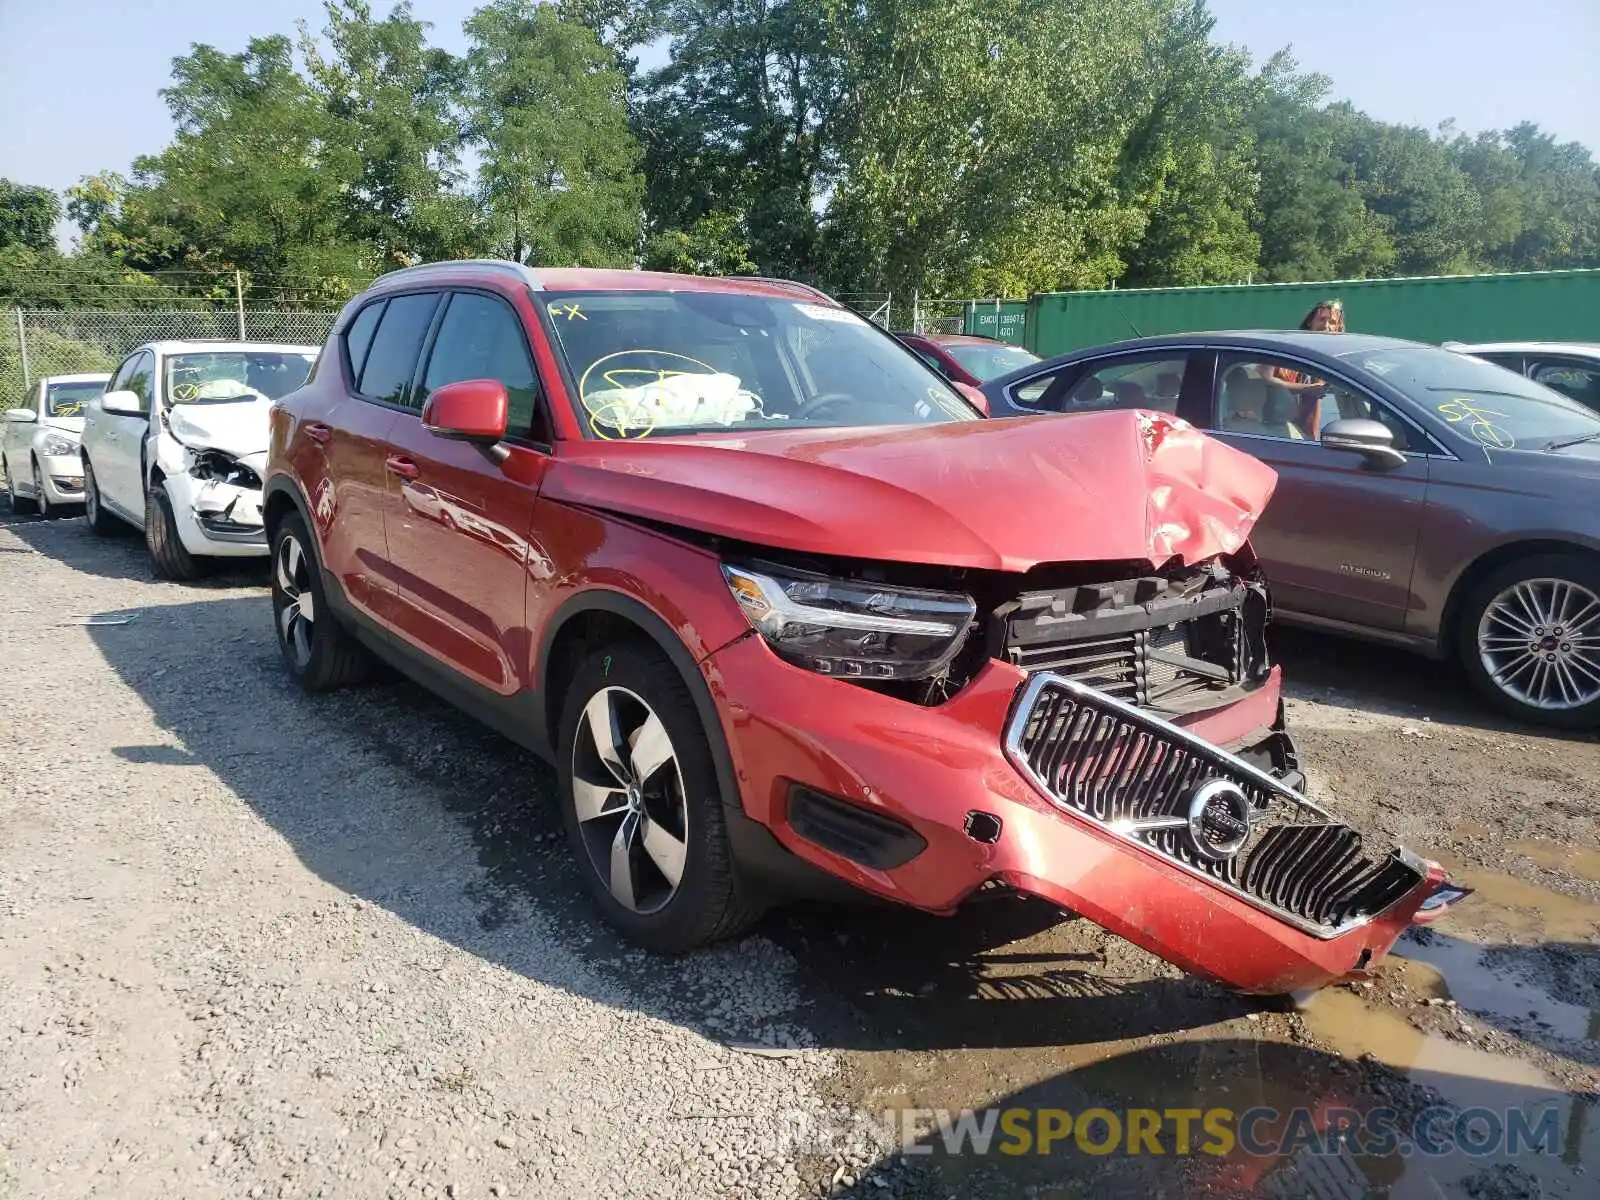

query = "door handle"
304;421;332;445
385;455;420;481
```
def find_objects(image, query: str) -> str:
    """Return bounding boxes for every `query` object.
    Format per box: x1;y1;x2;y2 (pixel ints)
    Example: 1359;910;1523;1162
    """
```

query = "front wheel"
3;456;38;514
556;643;762;952
1459;553;1600;728
145;480;203;581
31;459;51;517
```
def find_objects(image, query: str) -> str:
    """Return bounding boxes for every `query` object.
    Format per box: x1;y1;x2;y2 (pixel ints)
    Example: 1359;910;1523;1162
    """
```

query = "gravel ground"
2;509;1596;1200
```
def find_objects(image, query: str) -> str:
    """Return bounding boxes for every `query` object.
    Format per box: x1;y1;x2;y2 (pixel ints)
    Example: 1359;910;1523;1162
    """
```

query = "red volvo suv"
264;261;1462;994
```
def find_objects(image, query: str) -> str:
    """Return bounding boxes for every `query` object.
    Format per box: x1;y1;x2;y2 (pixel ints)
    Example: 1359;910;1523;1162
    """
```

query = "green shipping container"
963;300;1029;344
1025;269;1600;358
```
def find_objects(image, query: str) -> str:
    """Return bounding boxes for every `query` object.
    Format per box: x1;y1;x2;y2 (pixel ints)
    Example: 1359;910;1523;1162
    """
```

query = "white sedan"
2;373;110;515
80;341;318;579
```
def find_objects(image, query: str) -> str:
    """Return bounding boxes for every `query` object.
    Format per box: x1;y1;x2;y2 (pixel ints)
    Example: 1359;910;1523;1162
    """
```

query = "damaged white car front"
156;389;273;556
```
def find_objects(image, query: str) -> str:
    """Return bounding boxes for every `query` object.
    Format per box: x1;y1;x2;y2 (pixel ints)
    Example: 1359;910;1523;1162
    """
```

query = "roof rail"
743;276;835;303
373;259;543;290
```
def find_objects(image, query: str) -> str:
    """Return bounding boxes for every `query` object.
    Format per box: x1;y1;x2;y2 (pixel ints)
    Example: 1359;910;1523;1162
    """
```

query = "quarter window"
343;300;386;382
357;292;440;407
421;292;543;437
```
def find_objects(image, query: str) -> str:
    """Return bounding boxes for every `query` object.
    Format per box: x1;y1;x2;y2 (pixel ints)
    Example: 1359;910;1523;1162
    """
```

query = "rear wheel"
1459;553;1600;728
3;455;37;514
556;642;763;952
145;480;203;581
83;461;119;535
270;513;374;691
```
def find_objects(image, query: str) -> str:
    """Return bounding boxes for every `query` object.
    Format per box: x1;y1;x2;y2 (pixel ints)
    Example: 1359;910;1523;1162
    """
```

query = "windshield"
1338;346;1600;450
165;351;315;404
542;290;979;437
44;381;107;418
944;342;1040;381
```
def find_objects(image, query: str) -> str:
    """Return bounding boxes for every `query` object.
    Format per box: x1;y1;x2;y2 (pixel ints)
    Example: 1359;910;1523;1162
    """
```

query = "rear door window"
1057;355;1188;415
357;293;440;407
1531;360;1600;410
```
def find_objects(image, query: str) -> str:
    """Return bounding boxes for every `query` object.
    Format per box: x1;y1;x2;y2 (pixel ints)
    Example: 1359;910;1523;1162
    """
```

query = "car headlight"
40;433;78;457
186;448;262;489
721;563;976;679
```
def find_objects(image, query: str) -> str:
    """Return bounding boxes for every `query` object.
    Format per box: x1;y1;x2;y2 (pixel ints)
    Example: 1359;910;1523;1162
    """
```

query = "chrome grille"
1006;674;1425;937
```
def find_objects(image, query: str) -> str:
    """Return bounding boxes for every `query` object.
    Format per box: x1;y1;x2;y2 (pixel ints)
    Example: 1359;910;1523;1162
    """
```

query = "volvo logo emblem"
1186;779;1255;860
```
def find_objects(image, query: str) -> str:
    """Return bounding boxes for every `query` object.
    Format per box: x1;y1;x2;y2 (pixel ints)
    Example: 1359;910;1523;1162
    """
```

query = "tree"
465;2;643;267
0;180;61;252
1247;53;1395;282
117;33;366;289
301;1;479;265
634;0;855;281
641;211;755;275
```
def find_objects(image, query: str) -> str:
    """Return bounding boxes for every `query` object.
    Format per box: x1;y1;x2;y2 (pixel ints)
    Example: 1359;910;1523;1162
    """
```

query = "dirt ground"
1;507;1596;1200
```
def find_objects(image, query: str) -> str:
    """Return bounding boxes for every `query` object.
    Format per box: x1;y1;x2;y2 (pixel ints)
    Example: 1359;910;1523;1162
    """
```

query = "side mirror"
422;379;509;443
3;408;37;424
1320;418;1406;469
100;389;144;417
955;382;990;416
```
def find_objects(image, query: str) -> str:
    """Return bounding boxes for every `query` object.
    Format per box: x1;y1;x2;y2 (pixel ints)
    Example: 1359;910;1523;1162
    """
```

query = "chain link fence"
2;308;341;404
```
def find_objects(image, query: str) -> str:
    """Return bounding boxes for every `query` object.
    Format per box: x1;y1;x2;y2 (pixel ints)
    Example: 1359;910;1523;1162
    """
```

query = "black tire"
3;455;38;514
556;642;763;952
31;458;51;518
83;460;120;535
145;479;204;581
269;513;374;691
1458;552;1600;729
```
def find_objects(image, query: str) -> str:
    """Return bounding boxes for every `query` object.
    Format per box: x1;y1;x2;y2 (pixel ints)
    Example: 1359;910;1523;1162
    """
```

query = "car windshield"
943;342;1040;381
44;381;106;418
1338;345;1600;450
541;290;979;437
165;351;315;404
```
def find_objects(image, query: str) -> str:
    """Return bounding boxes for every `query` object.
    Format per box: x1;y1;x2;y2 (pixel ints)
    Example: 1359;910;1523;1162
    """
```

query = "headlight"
40;433;78;457
186;448;262;489
721;563;976;679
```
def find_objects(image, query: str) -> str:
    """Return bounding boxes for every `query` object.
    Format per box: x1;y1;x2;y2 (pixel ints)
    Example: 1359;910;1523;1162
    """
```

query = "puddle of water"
1451;868;1600;943
1307;989;1555;1101
1301;989;1595;1199
1513;840;1600;885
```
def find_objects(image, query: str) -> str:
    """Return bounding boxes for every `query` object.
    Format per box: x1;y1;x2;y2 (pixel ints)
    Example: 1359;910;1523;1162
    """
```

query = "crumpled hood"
544;411;1279;572
165;396;272;457
42;415;86;436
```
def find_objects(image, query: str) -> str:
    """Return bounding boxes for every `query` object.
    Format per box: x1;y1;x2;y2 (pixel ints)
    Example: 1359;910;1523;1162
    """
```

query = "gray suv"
983;332;1600;727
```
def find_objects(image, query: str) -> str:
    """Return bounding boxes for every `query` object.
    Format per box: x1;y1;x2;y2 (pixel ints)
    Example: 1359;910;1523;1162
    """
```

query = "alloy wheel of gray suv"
1462;554;1600;727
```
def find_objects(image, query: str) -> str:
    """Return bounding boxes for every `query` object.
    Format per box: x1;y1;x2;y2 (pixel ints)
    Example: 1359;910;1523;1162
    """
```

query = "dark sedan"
984;331;1600;727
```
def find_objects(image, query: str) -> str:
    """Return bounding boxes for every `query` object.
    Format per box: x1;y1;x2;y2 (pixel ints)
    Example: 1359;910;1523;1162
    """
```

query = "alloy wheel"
274;531;316;669
85;469;98;521
1478;577;1600;711
32;461;49;517
570;686;690;915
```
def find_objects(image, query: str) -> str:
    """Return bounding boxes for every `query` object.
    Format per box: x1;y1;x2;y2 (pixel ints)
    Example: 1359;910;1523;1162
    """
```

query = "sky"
1;0;1597;246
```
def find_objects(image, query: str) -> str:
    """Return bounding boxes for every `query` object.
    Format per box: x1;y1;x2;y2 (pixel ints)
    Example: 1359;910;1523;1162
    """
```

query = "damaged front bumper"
165;449;270;555
707;636;1464;994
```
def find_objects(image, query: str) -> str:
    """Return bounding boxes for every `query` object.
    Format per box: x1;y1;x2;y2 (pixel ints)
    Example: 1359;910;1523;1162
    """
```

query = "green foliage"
11;1;1600;307
0;180;61;252
641;212;756;275
466;2;643;267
